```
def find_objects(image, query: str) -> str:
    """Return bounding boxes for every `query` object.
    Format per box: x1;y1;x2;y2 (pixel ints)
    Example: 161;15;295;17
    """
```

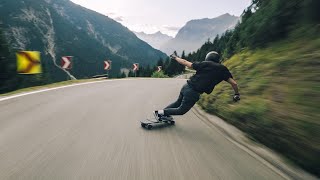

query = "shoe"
162;115;173;121
153;111;164;121
154;111;174;121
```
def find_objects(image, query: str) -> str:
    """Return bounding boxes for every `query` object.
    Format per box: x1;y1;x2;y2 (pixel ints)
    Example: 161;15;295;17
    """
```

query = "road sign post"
104;60;112;78
133;63;139;77
61;56;73;80
16;51;42;74
61;56;73;70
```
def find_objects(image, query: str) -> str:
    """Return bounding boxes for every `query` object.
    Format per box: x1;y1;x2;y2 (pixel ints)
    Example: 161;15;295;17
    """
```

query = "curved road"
0;79;284;180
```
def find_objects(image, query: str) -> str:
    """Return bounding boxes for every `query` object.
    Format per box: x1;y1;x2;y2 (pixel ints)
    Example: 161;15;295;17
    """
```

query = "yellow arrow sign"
16;51;42;74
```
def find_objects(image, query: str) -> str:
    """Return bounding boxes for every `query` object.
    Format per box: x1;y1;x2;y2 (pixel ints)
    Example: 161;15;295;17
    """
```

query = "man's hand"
233;94;240;102
170;53;193;68
170;53;178;60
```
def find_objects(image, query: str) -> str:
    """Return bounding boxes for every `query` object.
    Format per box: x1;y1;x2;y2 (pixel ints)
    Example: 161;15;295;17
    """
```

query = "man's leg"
154;84;185;120
164;84;200;116
165;91;183;109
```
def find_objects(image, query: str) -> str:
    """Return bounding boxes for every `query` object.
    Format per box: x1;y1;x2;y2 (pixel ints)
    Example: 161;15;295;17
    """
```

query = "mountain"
134;31;173;51
161;13;239;55
0;0;166;81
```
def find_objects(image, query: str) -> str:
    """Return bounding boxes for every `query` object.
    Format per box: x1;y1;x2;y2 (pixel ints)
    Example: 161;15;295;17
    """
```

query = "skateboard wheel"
147;124;153;130
141;123;146;128
170;121;175;125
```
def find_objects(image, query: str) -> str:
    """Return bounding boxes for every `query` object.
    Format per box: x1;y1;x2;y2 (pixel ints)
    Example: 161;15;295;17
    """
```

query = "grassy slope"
198;37;320;176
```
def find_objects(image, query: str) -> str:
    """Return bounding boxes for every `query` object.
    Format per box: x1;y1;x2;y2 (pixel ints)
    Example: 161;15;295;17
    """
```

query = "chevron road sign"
133;63;139;71
61;56;73;69
16;51;42;74
104;60;112;70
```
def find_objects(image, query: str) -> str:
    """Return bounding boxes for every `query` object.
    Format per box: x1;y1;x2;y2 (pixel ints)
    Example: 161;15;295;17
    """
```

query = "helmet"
205;51;220;63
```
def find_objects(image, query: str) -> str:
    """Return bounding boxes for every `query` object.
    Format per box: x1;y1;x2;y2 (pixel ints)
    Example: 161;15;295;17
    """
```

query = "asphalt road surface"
0;79;285;180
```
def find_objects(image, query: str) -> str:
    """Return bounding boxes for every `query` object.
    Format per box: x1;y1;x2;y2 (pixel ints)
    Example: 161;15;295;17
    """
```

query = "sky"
70;0;252;37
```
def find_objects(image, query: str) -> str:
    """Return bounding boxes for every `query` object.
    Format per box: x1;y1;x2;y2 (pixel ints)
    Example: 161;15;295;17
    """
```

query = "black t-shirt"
187;61;233;94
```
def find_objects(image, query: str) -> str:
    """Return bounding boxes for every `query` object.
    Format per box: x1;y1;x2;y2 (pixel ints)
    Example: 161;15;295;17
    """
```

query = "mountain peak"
134;31;173;50
155;31;163;35
219;13;236;18
221;13;231;16
161;13;240;54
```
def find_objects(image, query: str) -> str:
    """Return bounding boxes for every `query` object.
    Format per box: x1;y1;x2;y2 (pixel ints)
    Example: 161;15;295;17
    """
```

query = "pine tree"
157;58;164;66
0;28;17;93
181;51;186;59
120;72;126;78
128;70;134;77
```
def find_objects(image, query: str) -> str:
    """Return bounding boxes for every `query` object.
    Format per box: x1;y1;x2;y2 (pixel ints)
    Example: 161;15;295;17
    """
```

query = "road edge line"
0;80;111;102
0;78;186;102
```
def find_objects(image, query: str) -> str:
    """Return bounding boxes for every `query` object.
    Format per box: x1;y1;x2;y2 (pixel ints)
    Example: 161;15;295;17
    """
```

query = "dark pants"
164;83;200;116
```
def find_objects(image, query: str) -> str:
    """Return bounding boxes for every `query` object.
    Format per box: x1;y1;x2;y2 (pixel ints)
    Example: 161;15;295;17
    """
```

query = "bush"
151;71;169;78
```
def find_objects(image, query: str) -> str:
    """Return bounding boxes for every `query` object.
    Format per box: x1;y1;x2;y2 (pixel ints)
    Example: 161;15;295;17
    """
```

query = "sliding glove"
233;94;240;102
170;54;178;60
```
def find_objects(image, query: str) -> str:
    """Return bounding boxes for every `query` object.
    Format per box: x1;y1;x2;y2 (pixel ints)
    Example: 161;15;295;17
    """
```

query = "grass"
198;37;320;176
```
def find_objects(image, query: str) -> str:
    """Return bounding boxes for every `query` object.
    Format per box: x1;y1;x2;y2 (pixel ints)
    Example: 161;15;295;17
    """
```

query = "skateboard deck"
140;118;175;130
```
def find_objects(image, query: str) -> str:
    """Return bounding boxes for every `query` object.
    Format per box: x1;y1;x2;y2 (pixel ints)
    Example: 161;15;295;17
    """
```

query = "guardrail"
92;74;108;79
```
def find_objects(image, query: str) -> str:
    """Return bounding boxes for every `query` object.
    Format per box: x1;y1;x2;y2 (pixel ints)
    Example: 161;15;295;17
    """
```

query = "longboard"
140;118;175;130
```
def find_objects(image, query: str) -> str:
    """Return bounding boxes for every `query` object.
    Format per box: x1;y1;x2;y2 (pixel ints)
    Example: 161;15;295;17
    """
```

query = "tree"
164;51;185;76
181;50;186;59
128;70;135;77
117;72;126;78
0;28;17;93
157;58;164;66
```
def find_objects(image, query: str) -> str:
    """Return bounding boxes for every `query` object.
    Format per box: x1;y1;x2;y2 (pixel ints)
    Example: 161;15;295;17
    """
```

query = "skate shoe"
161;115;173;121
153;111;164;121
154;111;174;122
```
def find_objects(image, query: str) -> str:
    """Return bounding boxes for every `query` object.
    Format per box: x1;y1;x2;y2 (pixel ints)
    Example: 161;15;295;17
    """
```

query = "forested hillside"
187;0;319;61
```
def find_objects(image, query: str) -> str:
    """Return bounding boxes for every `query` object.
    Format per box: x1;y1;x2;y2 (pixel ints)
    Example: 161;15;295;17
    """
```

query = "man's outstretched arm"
227;78;240;102
227;78;239;94
170;54;193;69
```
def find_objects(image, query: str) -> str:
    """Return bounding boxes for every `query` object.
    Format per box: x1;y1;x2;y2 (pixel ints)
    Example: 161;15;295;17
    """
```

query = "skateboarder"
154;51;240;120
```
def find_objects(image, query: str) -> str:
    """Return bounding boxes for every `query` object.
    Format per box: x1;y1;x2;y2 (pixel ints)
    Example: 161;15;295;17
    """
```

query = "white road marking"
0;78;185;102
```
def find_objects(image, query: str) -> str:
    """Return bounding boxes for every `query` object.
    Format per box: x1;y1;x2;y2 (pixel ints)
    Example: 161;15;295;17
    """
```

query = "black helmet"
205;51;220;63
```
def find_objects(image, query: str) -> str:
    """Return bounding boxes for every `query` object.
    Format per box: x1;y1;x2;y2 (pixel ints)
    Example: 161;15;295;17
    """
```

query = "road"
0;79;284;180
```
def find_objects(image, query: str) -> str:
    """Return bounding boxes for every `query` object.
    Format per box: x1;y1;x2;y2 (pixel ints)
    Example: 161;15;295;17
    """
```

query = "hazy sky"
70;0;252;37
